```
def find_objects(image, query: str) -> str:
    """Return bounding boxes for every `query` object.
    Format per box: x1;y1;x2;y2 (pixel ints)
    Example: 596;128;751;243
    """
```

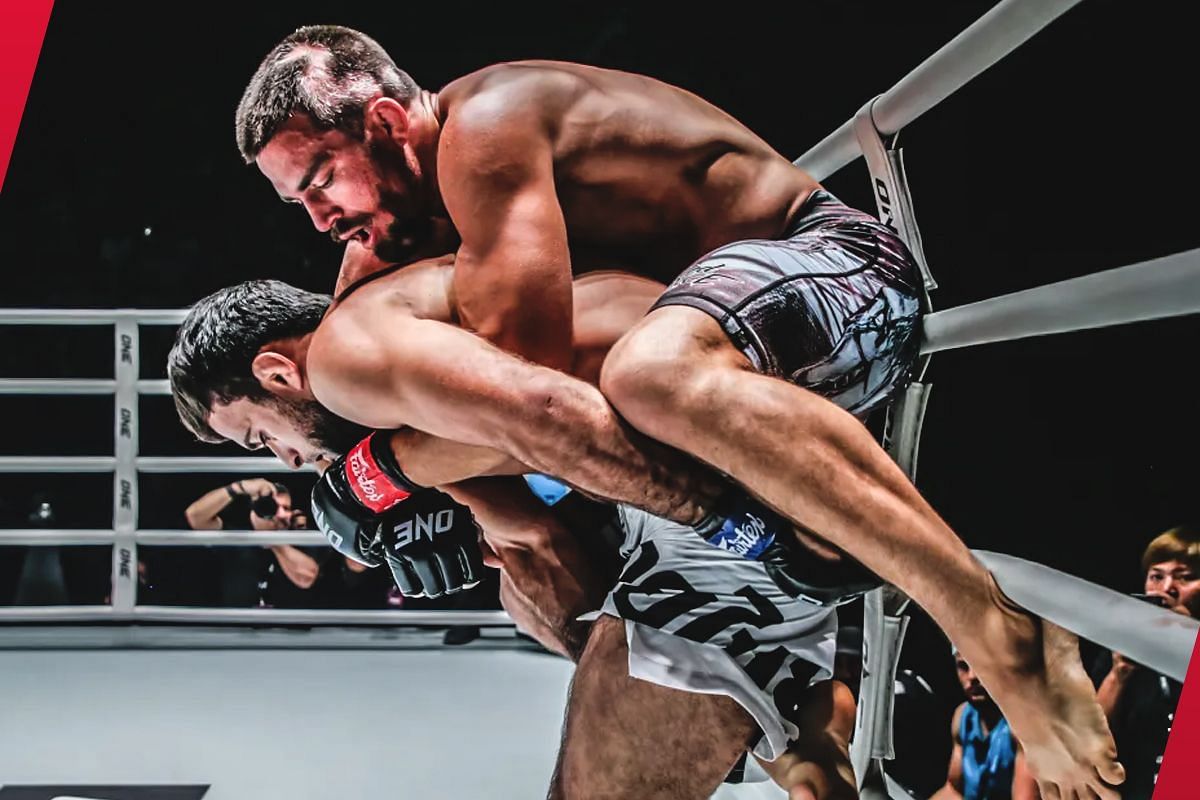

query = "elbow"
294;570;319;589
185;510;216;530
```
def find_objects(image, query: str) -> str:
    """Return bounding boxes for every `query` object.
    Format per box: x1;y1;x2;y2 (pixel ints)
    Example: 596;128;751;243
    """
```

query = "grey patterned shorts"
652;190;922;417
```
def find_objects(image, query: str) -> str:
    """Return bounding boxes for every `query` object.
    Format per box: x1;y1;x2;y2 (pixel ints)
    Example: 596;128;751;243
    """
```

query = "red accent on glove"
344;434;411;513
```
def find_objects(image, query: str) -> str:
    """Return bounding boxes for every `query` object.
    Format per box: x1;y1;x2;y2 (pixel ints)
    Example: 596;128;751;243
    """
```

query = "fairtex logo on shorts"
708;513;773;560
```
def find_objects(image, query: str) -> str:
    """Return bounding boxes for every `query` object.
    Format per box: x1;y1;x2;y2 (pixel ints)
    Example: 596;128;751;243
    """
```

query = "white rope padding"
975;551;1199;682
0;380;203;396
0;606;514;626
0;308;186;325
0;529;327;546
0;379;116;395
922;247;1200;354
795;0;1085;181
0;456;309;473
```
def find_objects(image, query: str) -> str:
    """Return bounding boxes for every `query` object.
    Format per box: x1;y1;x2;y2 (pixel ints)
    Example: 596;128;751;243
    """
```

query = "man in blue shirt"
934;645;1039;800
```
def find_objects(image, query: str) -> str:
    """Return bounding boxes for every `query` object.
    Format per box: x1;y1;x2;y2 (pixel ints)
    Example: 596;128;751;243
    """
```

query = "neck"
972;700;1003;731
407;90;445;216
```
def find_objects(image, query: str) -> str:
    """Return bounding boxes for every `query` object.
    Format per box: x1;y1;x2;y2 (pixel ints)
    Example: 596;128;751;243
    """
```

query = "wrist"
342;432;421;513
226;482;243;499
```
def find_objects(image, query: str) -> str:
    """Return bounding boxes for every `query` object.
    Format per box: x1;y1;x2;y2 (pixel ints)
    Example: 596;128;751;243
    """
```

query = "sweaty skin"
259;60;1123;799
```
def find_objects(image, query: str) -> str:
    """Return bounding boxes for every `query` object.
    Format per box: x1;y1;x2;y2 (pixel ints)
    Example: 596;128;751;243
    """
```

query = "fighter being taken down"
169;265;870;798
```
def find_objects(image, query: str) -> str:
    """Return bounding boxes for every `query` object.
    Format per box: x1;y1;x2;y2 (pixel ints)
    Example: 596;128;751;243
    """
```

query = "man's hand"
376;490;485;598
311;431;422;567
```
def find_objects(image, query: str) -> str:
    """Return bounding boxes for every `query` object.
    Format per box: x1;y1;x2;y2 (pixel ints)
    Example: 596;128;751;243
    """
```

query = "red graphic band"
344;435;411;514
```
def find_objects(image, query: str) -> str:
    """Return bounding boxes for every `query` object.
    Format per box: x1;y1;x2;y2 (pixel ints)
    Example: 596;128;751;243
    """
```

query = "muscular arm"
439;85;575;371
386;427;527;487
931;704;965;800
310;311;721;525
269;545;321;590
1095;653;1135;724
441;477;610;661
1012;745;1041;800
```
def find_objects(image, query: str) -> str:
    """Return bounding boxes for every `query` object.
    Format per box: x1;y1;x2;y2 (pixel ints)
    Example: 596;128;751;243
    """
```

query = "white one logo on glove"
393;510;455;549
349;449;385;503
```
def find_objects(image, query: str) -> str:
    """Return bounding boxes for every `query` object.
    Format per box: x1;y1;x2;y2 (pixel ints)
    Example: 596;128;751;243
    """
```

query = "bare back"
323;258;664;386
438;62;819;282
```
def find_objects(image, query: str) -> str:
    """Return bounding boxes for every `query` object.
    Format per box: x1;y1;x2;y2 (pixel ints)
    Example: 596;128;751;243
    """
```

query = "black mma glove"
376;490;485;599
312;431;421;567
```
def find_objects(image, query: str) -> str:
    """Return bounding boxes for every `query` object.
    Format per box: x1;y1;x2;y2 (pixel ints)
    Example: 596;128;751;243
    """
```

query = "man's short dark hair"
1142;525;1200;574
168;280;331;442
236;25;421;162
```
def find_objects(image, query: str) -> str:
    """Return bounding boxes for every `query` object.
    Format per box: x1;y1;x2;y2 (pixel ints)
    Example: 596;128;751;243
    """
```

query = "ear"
363;97;411;146
250;351;307;398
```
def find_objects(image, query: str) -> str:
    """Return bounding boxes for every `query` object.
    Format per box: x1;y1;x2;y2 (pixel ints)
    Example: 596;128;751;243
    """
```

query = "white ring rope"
922;247;1200;353
975;551;1200;683
0;529;327;546
0;456;310;473
0;605;513;626
795;0;1086;182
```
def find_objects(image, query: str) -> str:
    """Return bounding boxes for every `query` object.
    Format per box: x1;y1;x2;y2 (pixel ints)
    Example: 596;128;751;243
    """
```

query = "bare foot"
963;578;1124;800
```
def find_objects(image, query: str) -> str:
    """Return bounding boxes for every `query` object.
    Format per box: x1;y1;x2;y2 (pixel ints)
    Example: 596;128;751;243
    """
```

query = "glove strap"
344;433;415;513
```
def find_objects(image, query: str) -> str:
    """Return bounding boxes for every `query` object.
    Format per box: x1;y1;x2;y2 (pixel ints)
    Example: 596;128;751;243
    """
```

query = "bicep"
441;112;574;367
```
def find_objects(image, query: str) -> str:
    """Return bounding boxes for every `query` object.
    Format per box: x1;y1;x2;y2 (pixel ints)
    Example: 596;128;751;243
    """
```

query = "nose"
266;440;303;471
302;198;339;233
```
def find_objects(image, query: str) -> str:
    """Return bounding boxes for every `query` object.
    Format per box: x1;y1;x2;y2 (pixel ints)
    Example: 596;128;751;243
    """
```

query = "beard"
273;397;371;458
366;137;442;264
373;207;437;263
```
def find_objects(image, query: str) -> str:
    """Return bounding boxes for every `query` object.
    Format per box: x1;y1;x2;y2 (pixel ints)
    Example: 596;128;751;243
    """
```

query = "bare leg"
550;614;757;800
755;680;857;800
600;306;1123;800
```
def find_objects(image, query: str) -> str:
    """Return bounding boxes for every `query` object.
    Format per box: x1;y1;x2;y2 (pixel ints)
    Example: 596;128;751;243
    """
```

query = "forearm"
185;484;238;529
389;428;529;487
488;369;723;525
270;545;320;589
499;573;590;660
445;478;607;661
1095;667;1131;722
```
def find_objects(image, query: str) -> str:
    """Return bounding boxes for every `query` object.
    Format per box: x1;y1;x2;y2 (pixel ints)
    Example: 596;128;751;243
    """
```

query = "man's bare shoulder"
440;61;602;134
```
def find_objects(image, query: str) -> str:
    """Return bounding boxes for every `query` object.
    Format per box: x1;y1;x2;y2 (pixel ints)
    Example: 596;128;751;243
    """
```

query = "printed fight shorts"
652;189;922;418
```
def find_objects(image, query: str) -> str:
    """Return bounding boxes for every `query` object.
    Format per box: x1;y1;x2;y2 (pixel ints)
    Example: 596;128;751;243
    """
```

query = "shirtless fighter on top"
226;24;1121;799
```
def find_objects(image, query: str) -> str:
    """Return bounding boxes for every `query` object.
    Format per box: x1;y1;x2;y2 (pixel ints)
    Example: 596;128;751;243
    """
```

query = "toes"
1041;781;1062;800
1097;757;1126;787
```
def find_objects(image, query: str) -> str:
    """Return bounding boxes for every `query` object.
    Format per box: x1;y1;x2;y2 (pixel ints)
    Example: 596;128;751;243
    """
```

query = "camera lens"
251;494;278;518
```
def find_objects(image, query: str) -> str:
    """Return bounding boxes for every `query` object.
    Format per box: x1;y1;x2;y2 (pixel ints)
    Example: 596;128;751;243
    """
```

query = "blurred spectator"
12;493;67;605
184;478;391;608
931;645;1038;800
1089;524;1196;800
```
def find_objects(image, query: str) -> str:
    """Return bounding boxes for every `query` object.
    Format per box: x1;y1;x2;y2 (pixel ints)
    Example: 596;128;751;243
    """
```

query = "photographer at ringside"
184;478;389;608
1089;524;1196;800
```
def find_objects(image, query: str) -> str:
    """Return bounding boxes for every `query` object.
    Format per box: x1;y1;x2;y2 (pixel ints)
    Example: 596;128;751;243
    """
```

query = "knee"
601;337;712;430
601;335;669;413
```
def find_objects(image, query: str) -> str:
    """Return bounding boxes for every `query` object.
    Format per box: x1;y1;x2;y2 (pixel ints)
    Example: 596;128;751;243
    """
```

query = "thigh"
613;194;921;419
551;614;759;800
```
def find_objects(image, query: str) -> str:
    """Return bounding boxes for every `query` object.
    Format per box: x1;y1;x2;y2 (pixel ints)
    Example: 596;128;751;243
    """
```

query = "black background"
0;0;1195;667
